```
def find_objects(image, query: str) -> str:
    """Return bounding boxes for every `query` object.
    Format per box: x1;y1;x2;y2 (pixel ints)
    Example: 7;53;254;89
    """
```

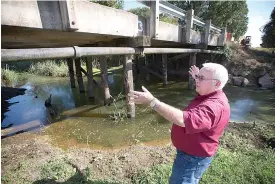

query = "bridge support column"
67;58;75;88
74;58;85;92
99;56;111;105
124;55;135;118
86;57;94;99
188;53;197;90
162;54;168;86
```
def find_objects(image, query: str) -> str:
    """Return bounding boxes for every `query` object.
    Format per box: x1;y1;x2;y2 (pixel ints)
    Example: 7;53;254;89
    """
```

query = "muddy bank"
1;87;26;123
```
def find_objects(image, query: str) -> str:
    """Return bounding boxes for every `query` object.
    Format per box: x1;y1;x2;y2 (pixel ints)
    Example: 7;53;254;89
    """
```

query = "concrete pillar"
99;56;111;105
188;53;197;90
74;58;85;93
162;54;168;86
67;58;75;88
123;55;135;118
86;57;94;99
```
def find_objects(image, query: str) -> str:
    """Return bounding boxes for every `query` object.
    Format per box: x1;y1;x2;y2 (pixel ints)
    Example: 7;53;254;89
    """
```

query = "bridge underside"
1;25;187;49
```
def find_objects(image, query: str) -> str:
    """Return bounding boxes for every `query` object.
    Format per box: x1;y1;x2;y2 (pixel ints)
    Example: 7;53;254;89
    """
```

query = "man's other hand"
189;65;200;80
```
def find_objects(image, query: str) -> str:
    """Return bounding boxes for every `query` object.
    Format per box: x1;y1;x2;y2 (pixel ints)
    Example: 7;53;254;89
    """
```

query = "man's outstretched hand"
129;86;154;104
189;65;200;80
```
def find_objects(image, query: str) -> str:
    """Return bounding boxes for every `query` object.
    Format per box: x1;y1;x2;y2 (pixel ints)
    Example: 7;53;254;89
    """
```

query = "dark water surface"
2;74;275;149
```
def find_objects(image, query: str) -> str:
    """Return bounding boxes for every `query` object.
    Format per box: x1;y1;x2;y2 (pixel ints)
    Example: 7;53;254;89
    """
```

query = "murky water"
2;73;275;149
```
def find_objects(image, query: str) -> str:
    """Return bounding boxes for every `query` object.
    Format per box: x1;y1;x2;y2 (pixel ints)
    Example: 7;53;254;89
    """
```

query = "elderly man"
129;63;230;184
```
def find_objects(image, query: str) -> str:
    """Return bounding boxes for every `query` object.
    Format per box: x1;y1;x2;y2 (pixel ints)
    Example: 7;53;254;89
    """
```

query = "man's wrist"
150;98;159;109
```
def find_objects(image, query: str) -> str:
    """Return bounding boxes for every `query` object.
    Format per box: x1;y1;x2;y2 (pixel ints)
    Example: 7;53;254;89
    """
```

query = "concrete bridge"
1;0;226;118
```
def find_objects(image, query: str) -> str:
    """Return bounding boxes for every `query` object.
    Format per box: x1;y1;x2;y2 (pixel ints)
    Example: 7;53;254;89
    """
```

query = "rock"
258;73;274;89
242;78;249;87
232;77;249;87
232;77;243;86
228;74;233;85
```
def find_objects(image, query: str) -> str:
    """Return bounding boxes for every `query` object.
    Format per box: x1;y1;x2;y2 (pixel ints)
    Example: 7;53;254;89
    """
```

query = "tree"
128;7;150;18
261;8;275;52
128;7;178;25
169;1;249;40
91;0;124;9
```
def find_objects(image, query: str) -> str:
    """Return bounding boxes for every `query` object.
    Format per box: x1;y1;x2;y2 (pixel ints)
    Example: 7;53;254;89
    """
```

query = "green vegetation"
261;7;275;52
91;0;124;9
29;60;69;77
1;67;28;87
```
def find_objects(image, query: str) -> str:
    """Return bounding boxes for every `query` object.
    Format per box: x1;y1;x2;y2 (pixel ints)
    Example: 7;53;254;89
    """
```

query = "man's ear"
216;81;221;87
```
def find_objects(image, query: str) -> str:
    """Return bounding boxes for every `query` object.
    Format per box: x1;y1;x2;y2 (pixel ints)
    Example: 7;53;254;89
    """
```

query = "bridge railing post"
185;9;194;44
218;27;227;46
150;0;159;38
204;20;211;49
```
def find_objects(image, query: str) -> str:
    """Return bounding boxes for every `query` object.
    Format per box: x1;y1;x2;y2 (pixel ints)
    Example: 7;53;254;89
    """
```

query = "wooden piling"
162;54;168;86
67;58;75;88
188;53;197;90
123;55;135;118
74;58;85;92
144;55;150;81
99;56;111;105
86;57;94;99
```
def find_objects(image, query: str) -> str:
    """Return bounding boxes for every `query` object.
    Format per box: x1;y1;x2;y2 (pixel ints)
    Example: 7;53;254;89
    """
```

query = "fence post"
150;0;159;38
185;9;194;43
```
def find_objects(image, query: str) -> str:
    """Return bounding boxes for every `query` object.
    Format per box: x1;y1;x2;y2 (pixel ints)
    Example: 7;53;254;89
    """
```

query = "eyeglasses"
195;74;218;82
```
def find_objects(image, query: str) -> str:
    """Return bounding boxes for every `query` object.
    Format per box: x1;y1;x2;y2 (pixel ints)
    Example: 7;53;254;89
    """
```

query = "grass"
132;148;275;184
1;67;28;87
28;60;70;77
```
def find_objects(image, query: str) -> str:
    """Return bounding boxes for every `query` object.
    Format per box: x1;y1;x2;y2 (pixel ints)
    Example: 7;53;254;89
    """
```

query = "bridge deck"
1;0;225;49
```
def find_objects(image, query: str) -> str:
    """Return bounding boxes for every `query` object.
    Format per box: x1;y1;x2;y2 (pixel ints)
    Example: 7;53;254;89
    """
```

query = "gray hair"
202;63;229;90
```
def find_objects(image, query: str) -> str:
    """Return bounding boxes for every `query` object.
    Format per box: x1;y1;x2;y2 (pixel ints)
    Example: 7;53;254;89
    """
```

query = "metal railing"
138;0;222;33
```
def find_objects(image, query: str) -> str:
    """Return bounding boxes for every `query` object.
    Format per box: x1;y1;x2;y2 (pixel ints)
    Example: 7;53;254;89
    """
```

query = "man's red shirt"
171;90;230;157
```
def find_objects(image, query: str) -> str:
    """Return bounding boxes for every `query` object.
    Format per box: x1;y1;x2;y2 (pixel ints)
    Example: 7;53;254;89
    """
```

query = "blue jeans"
169;150;214;184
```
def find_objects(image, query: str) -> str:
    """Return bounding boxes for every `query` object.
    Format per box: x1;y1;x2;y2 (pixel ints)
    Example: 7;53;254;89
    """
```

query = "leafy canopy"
261;7;275;49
